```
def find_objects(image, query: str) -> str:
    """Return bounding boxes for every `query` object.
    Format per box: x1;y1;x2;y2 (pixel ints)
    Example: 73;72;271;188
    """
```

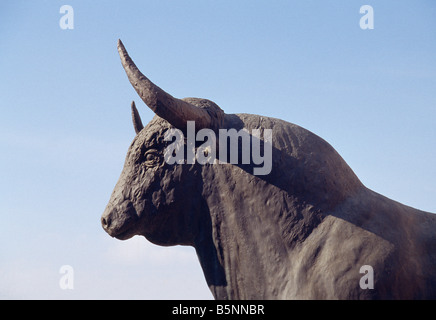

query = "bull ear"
131;101;144;134
117;39;213;131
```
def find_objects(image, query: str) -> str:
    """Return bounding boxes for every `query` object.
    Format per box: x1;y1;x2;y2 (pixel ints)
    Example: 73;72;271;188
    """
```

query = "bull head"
101;40;225;246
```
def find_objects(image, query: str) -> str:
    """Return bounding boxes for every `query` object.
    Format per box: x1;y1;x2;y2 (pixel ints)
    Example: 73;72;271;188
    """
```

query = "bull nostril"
101;216;109;228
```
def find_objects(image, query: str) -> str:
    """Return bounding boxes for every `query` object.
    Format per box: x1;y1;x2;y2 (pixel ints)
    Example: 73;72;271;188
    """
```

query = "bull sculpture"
101;40;436;299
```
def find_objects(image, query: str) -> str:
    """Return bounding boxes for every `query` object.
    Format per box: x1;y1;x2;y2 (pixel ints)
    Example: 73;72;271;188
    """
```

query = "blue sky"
0;1;435;299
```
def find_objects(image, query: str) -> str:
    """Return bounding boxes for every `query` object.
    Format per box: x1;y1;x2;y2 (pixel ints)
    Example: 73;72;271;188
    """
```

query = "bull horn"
117;39;213;130
131;101;144;134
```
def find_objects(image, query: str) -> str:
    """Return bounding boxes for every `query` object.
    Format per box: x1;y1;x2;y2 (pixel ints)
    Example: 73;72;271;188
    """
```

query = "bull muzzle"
101;201;139;240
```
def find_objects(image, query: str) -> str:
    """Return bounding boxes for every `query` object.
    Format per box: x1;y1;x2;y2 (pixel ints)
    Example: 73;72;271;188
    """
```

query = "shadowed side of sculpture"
101;40;436;299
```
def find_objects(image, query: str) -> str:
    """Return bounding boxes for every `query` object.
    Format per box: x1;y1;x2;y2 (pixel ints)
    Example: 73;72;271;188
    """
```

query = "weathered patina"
102;40;436;299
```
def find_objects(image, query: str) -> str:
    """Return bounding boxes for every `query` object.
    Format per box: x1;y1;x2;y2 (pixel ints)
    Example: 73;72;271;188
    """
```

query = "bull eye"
144;149;159;166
